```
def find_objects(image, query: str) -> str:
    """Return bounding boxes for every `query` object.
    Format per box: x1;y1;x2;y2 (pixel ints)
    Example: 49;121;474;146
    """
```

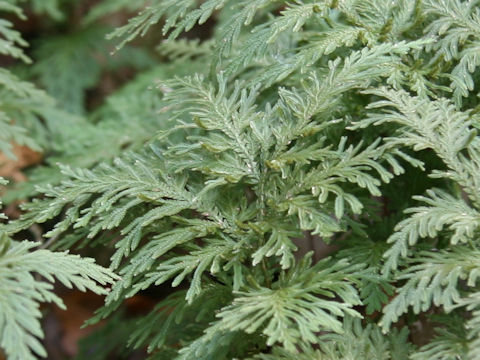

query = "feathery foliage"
4;0;480;359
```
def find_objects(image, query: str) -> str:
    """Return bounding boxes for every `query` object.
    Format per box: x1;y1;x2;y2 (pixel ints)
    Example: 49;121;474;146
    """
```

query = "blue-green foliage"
3;0;480;359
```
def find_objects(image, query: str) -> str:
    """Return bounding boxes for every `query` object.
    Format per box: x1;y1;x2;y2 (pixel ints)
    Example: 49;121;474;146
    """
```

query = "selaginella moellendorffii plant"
3;0;480;359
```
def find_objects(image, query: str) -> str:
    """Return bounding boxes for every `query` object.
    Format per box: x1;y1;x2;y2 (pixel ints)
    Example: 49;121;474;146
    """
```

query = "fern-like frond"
161;73;261;183
253;24;362;86
0;239;118;360
129;285;232;355
461;292;480;360
353;87;476;167
424;0;480;104
109;232;240;305
271;40;429;151
225;0;334;76
0;1;30;62
380;248;480;331
215;256;362;352
108;0;228;50
0;69;53;157
7;153;200;264
158;38;215;62
383;188;480;273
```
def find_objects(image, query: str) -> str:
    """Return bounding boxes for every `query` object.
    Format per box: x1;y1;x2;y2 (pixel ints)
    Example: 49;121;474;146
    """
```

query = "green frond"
0;239;118;360
383;188;480;273
424;0;480;105
108;229;239;305
108;0;228;50
254;24;362;86
162;73;262;183
354;86;480;202
0;1;29;62
215;256;362;352
272;39;429;127
462;292;480;360
381;247;480;332
337;239;394;314
158;38;215;62
7;152;196;256
175;324;239;360
0;69;53;157
129;285;232;355
134;238;241;303
213;0;280;61
225;0;334;76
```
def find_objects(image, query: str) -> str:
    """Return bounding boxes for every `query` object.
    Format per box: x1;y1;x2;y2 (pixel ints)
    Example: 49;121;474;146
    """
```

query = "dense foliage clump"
2;0;480;359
